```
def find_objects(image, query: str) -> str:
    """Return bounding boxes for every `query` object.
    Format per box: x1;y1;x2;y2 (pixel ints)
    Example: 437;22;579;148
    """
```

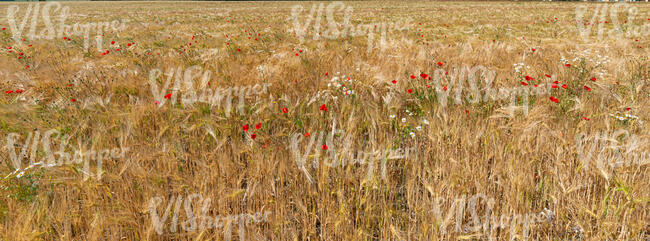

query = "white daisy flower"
409;132;416;138
416;126;422;131
17;171;25;178
390;114;396;119
401;118;407;123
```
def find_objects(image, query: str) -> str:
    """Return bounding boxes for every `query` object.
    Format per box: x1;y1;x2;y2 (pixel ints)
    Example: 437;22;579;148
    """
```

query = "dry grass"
0;1;648;240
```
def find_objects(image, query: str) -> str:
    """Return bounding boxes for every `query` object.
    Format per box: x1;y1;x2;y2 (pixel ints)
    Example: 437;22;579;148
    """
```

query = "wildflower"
392;80;397;84
164;93;172;99
549;96;559;103
320;104;327;111
305;132;310;137
521;82;528;86
409;132;416;138
565;64;571;67
243;124;249;132
407;89;413;94
15;89;23;94
410;75;416;79
282;107;289;114
390;114;396;119
416;126;422;131
583;86;591;91
583;117;590;121
255;123;262;129
437;62;444;66
401;118;406;123
420;73;429;79
5;90;14;94
561;84;568;89
251;134;257;140
322;144;328;150
590;77;596;81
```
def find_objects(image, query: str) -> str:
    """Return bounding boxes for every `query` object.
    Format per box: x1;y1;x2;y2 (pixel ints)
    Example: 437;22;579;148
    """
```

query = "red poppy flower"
626;107;631;111
15;89;23;93
410;75;416;79
531;48;536;52
590;77;596;81
325;72;328;76
565;64;571;67
282;107;288;114
320;104;327;111
437;62;444;66
164;93;172;99
305;132;310;137
583;117;590;121
443;86;448;91
561;84;568;89
5;90;13;94
525;76;531;81
71;98;76;102
392;80;397;84
237;48;241;52
251;134;257;140
465;109;469;115
521;82;528;86
420;73;428;79
322;144;328;150
243;124;249;132
111;41;115;45
549;96;559;103
583;86;591;91
551;84;558;88
255;123;262;129
407;89;413;94
545;74;551;78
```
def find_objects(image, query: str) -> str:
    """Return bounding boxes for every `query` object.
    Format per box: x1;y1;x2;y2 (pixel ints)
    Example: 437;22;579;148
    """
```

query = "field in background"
0;1;648;240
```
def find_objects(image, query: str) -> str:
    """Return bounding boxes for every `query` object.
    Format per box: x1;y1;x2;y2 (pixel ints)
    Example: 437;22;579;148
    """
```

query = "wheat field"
0;1;648;240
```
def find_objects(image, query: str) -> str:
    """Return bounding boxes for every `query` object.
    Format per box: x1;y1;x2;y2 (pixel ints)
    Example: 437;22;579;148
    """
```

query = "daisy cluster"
327;72;357;97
